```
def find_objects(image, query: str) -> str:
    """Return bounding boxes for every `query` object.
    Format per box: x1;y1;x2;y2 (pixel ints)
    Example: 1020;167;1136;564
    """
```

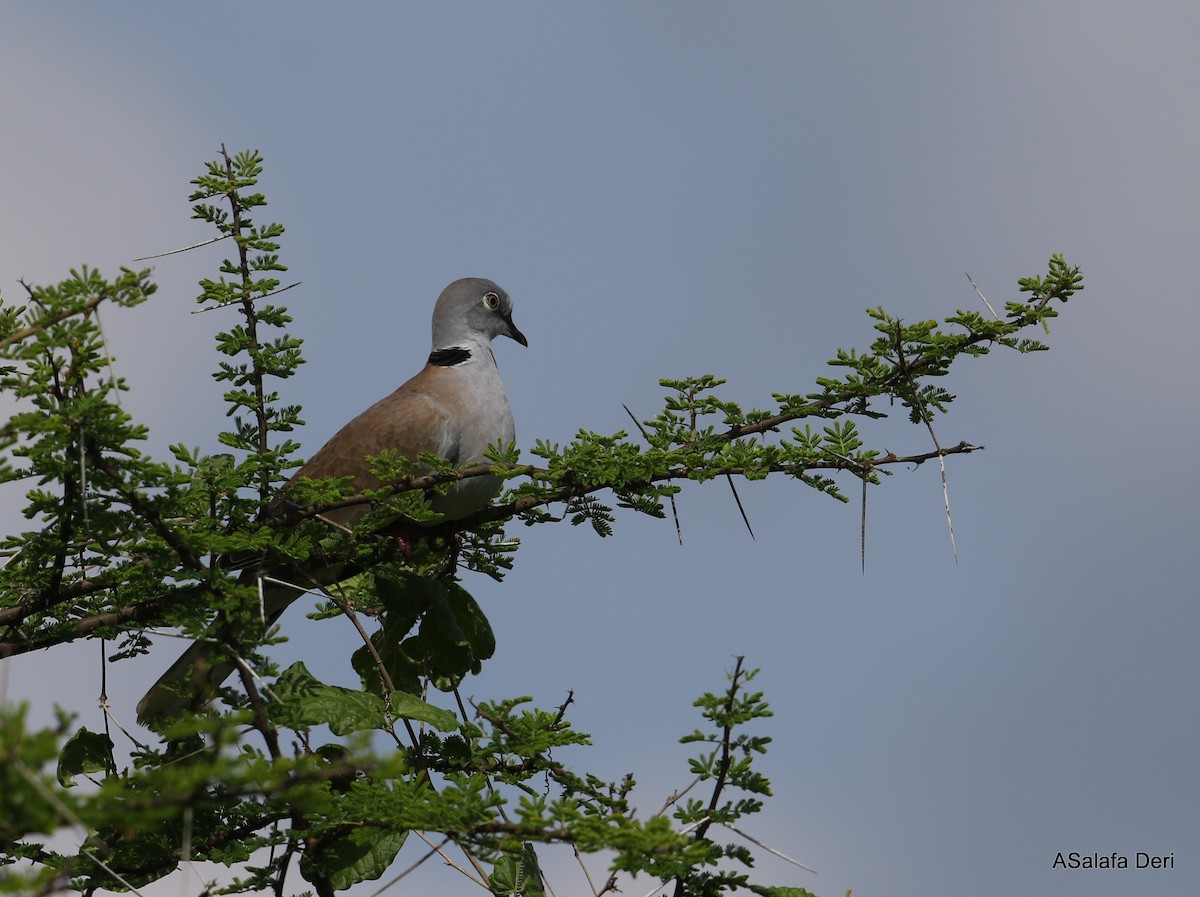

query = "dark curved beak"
504;315;528;347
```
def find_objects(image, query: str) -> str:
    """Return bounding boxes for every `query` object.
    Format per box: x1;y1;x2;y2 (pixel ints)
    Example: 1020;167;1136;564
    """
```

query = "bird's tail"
136;574;308;726
135;637;239;725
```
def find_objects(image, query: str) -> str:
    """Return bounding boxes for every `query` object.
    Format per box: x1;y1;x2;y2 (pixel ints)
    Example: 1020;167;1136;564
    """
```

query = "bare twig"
410;830;488;889
573;844;604;896
923;413;958;562
721;821;818;874
725;474;755;540
91;304;123;402
891;322;958;562
860;472;867;575
553;689;575;725
132;233;231;261
654;776;701;817
96;641;145;759
965;271;1000;320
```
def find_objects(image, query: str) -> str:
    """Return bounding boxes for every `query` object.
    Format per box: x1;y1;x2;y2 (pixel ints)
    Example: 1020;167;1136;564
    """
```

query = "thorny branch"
0;439;983;658
0;282;116;351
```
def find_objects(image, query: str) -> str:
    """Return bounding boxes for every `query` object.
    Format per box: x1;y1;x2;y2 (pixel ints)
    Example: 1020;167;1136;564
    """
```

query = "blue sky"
2;3;1197;896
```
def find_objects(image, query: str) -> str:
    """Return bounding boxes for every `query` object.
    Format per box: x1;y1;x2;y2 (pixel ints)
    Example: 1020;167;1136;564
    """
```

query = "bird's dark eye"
483;291;501;310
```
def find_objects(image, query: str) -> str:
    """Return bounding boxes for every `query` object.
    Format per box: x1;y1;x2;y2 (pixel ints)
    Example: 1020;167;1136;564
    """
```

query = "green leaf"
56;728;114;786
363;574;497;693
352;568;487;695
389;691;459;732
272;661;386;735
412;580;496;688
374;567;441;622
490;843;546;897
299;826;407;891
748;887;818;897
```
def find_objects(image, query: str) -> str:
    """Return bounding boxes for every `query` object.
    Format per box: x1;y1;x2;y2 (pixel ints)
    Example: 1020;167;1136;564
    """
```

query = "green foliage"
666;659;778;896
490;842;547;896
56;727;115;786
193;147;303;501
346;568;497;697
0;148;1082;894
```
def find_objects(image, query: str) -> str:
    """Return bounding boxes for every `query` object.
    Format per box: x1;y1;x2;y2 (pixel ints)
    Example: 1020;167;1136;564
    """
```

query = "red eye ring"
483;291;500;310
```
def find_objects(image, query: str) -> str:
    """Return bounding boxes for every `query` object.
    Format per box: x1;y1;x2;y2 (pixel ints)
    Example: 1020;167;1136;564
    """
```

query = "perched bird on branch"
137;277;526;724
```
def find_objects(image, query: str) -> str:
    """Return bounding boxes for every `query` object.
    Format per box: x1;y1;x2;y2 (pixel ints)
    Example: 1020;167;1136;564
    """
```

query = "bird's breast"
426;357;515;519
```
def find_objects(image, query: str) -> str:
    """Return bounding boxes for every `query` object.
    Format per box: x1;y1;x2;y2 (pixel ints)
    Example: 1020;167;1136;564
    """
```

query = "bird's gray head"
431;277;527;352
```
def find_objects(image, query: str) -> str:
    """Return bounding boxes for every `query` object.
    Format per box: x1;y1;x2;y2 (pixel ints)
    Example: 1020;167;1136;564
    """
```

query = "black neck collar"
428;346;472;367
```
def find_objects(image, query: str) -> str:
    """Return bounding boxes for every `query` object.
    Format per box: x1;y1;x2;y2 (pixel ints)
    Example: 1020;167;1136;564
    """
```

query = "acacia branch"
0;579;213;658
0;558;154;628
278;440;983;532
471;440;984;526
696;656;743;844
0;440;982;658
0;285;113;351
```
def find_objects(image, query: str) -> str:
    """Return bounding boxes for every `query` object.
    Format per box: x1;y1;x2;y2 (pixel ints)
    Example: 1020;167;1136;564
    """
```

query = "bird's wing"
284;366;465;525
